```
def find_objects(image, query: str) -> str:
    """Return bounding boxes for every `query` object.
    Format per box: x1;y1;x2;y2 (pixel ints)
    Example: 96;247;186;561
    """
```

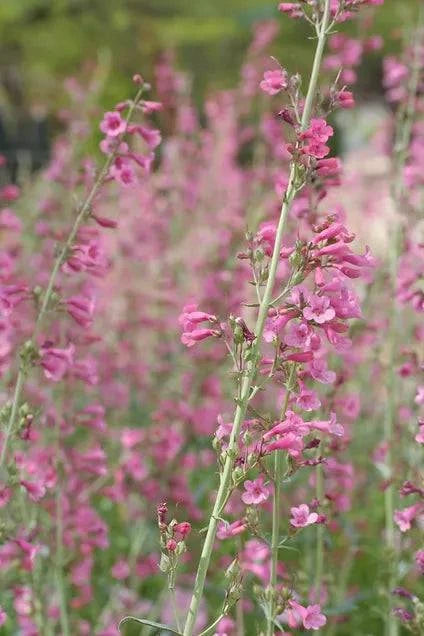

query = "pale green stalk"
314;459;324;602
266;365;296;636
0;87;144;473
384;23;422;636
182;3;331;633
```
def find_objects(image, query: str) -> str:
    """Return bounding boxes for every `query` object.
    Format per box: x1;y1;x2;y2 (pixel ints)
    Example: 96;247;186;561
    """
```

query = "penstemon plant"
3;0;424;634
170;1;384;635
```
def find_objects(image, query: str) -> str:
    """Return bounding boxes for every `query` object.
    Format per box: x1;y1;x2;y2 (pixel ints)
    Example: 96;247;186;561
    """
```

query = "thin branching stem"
182;2;331;633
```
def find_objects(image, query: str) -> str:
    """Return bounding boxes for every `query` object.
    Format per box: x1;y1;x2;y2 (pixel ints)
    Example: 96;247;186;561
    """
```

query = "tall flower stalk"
0;85;145;475
182;2;331;634
384;21;423;636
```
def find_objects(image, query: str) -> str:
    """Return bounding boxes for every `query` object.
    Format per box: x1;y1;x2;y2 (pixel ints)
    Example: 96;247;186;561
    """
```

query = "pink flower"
316;157;342;178
290;504;318;528
181;328;220;348
241;475;270;505
287;601;326;630
140;100;163;114
296;388;321;411
65;295;95;328
173;522;192;541
100;111;127;137
415;386;424;406
0;208;22;231
179;304;220;347
264;432;304;458
111;559;130;580
304;119;333;143
335;90;355;109
21;480;46;502
415;426;424;444
0;607;6;627
394;504;422;532
303;294;335;324
284;321;312;348
0;184;19;201
309;412;344;437
179;304;217;331
39;343;75;382
215;616;235;635
415;550;424;574
215;415;233;440
217;519;247;539
0;485;11;508
64;240;107;276
127;124;161;149
110;158;136;186
260;69;288;95
278;2;303;18
301;604;327;631
308;358;336;384
301;118;333;159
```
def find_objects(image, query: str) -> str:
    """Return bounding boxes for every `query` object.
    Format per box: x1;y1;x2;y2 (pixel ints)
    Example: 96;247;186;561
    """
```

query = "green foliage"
0;0;420;113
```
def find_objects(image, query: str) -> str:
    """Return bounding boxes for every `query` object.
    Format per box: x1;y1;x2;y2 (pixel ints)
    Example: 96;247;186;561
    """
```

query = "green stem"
0;88;144;473
235;536;245;636
56;488;70;636
384;22;422;636
170;587;182;633
314;459;324;601
54;397;70;636
267;366;296;636
198;613;226;636
182;6;331;634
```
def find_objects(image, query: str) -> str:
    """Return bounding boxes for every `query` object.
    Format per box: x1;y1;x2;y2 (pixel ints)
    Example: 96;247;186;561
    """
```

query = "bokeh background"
0;0;419;177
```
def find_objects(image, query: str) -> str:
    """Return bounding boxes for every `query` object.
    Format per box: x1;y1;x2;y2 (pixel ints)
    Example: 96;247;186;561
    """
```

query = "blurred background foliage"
0;0;420;113
0;0;420;175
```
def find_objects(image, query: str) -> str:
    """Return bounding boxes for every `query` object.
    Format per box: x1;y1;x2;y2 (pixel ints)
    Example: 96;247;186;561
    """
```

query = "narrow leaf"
119;616;183;635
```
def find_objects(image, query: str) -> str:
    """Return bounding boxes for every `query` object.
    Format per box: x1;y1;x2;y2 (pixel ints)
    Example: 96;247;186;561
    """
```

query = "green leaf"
119;616;183;635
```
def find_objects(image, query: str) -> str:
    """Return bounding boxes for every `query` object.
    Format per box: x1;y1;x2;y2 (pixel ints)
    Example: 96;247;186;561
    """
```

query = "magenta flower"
99;111;127;137
415;550;424;574
260;69;288;95
181;327;220;347
288;600;327;631
264;432;304;458
111;559;130;580
241;475;270;505
20;480;46;502
394;504;423;532
128;124;162;149
284;321;312;348
174;521;192;541
217;519;247;539
302;605;327;630
415;386;424;406
290;504;318;528
301;118;334;158
415;426;424;444
179;304;217;331
110;158;136;186
306;118;333;143
65;295;96;328
303;294;335;324
0;485;11;508
308;358;336;384
39;343;75;382
0;607;6;627
278;2;303;18
309;412;344;437
179;304;220;347
296;387;321;411
335;89;355;109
